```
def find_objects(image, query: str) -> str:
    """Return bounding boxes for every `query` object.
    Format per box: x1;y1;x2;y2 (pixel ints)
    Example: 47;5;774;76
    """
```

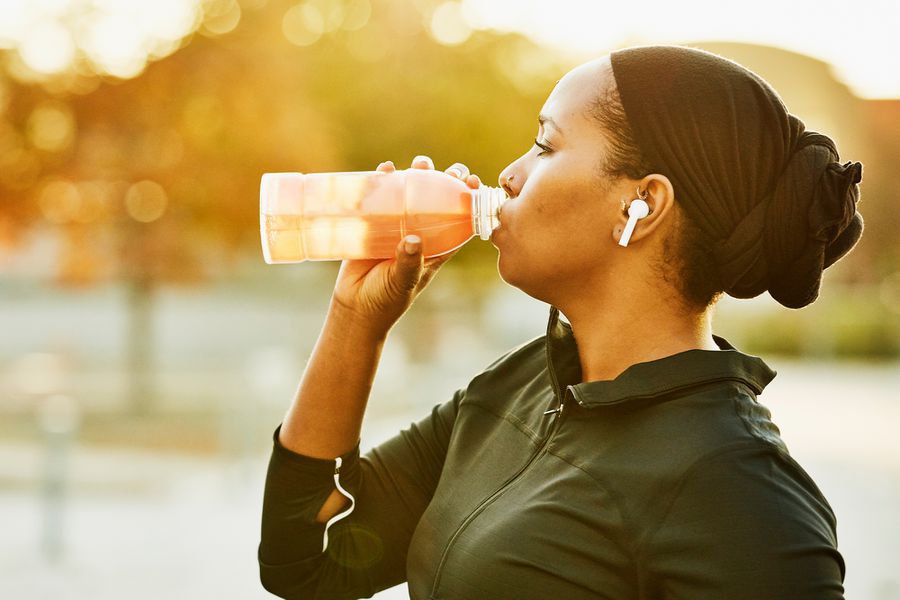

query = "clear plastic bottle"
260;169;507;263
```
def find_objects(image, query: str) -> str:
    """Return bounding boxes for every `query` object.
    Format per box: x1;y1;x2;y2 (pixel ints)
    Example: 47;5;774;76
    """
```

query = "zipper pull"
543;403;563;416
323;455;356;553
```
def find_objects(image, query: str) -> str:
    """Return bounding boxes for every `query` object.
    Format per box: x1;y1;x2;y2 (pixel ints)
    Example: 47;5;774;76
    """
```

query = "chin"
496;253;553;305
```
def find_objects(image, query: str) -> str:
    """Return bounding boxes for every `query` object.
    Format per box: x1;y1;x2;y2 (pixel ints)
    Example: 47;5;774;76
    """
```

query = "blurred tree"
2;6;896;412
0;0;562;411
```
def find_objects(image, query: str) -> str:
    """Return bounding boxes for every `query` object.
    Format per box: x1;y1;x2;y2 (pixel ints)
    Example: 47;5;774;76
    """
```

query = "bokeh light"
73;180;114;224
26;102;77;153
81;13;147;78
341;0;371;31
0;0;204;82
0;3;897;600
282;2;325;47
429;2;472;46
124;180;168;223
201;0;242;37
18;20;76;75
38;179;83;224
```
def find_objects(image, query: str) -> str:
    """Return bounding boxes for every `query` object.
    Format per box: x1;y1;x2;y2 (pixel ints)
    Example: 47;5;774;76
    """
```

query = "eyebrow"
538;113;563;136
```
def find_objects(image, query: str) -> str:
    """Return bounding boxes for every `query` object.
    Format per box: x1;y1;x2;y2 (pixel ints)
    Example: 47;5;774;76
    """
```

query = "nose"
499;169;519;199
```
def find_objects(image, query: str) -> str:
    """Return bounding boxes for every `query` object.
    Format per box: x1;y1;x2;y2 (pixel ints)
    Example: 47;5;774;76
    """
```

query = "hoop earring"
618;188;653;248
621;188;652;215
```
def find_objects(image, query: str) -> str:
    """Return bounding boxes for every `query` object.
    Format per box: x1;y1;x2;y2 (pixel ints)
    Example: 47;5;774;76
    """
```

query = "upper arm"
640;445;845;600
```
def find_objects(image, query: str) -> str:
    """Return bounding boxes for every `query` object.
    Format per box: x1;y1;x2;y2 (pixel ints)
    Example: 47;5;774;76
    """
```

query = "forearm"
279;299;389;459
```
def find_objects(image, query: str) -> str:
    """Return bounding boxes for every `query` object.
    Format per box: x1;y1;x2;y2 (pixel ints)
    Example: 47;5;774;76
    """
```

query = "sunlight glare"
460;0;900;99
0;0;204;80
19;20;76;74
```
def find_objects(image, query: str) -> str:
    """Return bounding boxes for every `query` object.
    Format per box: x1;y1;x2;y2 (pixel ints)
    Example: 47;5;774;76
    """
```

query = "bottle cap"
472;186;508;240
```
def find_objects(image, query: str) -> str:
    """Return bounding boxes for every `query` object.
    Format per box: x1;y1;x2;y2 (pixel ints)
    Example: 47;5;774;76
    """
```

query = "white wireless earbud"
617;190;651;247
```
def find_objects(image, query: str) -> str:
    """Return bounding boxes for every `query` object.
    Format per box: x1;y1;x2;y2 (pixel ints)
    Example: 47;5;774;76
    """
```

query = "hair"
605;46;863;310
589;75;725;312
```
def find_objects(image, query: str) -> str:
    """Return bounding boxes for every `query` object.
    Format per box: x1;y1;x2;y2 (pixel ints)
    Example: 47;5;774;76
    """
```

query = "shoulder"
465;333;547;391
648;440;838;544
635;441;845;594
452;333;552;421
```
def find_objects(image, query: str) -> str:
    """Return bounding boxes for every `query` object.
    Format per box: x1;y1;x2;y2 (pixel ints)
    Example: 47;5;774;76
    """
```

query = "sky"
460;0;900;99
0;0;898;99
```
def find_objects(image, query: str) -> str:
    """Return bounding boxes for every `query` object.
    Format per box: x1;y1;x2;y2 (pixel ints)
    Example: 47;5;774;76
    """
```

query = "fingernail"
447;167;462;178
404;235;421;255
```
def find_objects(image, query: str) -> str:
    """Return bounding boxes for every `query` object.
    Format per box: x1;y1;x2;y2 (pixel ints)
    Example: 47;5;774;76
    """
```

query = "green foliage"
717;287;900;359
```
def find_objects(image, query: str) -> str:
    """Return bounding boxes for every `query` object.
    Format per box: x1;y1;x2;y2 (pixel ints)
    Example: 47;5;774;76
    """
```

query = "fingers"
388;234;424;296
411;155;434;170
446;162;469;180
446;163;480;190
380;157;478;189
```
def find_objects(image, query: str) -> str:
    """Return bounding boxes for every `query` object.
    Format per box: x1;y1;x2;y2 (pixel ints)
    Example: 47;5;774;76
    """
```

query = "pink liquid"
261;170;478;263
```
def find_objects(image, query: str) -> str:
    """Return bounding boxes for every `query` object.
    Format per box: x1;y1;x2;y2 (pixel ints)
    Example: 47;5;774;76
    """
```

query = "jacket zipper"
429;330;568;596
321;456;356;552
429;395;566;597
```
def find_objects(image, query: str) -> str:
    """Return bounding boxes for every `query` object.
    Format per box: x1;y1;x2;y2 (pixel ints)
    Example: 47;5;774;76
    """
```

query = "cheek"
506;168;611;254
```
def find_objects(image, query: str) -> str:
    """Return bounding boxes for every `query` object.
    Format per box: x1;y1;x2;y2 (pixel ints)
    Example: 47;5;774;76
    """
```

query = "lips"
490;225;504;247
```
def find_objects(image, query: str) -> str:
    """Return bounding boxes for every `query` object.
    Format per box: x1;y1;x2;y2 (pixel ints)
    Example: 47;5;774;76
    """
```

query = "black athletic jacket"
259;306;845;599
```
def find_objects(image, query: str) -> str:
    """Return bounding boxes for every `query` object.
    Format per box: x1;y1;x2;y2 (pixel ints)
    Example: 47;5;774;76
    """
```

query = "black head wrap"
609;45;864;309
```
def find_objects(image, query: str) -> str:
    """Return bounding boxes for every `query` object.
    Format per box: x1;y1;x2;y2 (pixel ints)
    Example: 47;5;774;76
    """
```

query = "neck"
556;282;719;383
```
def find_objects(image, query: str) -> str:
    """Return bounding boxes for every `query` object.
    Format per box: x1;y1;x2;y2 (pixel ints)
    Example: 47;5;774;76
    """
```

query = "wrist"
326;298;391;343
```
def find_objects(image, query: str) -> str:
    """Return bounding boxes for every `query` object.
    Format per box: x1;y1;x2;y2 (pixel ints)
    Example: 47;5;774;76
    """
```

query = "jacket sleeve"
640;443;845;600
258;388;463;600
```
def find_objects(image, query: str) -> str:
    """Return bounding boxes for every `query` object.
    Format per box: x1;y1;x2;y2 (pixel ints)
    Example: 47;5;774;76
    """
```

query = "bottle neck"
471;186;508;240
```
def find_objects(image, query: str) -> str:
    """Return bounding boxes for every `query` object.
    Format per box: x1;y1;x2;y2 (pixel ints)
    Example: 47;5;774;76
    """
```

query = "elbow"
259;566;308;600
259;566;287;599
259;554;326;600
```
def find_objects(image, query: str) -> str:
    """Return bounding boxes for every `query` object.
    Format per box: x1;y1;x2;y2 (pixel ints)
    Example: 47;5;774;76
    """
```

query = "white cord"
321;456;357;553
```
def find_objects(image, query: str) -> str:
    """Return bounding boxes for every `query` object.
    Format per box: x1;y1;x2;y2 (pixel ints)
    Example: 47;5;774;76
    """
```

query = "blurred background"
0;0;898;598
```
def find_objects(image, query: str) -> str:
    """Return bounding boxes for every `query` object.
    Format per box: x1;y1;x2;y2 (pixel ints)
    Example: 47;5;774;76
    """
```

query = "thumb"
388;235;424;295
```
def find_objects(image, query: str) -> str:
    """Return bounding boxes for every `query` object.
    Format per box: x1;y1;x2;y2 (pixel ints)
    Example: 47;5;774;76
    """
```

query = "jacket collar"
545;306;777;408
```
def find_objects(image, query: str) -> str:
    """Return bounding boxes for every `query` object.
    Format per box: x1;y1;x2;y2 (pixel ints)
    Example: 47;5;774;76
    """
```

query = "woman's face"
494;56;638;304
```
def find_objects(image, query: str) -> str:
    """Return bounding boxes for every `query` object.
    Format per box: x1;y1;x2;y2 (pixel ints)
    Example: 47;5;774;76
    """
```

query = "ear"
612;173;676;245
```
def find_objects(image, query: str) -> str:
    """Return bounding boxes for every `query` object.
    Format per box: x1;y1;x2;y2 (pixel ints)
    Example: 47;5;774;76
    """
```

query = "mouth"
490;226;504;246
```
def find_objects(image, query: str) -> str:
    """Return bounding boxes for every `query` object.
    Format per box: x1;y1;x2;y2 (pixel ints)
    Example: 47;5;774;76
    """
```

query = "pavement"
1;360;899;600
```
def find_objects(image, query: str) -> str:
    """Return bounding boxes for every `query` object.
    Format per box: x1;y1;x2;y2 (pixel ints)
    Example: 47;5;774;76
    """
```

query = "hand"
329;155;482;336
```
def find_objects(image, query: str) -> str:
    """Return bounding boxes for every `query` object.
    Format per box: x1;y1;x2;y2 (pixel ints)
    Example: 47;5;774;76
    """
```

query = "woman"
258;46;862;599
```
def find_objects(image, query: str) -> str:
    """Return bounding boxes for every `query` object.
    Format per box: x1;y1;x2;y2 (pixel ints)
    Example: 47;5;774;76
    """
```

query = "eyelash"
533;138;553;156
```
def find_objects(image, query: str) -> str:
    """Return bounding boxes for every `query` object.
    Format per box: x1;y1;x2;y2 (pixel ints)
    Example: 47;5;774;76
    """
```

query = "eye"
533;138;553;157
